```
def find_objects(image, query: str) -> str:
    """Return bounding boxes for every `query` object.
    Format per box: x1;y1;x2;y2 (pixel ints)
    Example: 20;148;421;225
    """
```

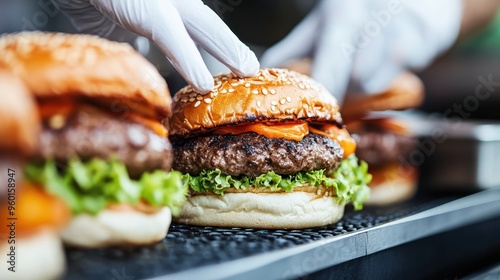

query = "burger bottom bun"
61;207;171;248
175;192;345;229
364;164;418;206
0;229;65;280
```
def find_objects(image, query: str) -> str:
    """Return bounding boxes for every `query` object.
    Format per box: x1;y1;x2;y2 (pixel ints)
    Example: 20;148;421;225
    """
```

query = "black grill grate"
63;196;457;280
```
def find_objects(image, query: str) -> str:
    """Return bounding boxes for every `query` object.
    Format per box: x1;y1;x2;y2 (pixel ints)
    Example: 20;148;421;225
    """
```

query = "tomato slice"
0;185;70;236
126;113;168;137
38;99;76;120
38;100;167;137
213;121;356;158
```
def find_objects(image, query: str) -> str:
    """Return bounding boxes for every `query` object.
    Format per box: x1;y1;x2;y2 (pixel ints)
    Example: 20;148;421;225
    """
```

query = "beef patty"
353;131;415;168
36;104;172;178
173;132;343;177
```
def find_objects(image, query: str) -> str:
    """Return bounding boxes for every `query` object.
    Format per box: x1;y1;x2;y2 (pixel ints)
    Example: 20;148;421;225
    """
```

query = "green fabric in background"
457;8;500;53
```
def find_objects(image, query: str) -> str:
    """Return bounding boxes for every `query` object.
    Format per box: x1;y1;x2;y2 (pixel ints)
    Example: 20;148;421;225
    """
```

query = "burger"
167;68;371;229
0;70;69;280
342;72;424;206
0;32;187;247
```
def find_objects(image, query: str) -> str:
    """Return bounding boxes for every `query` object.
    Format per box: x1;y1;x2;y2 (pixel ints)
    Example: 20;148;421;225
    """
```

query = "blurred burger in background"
168;68;371;229
0;32;187;248
342;72;424;206
285;59;423;206
0;70;69;280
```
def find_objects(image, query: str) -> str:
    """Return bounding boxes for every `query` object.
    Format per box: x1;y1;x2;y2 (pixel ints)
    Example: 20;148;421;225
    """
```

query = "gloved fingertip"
191;80;214;94
232;50;260;78
188;74;215;93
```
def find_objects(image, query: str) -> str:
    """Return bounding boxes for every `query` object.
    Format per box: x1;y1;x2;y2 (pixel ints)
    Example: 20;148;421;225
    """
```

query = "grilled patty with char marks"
36;104;172;178
173;132;343;177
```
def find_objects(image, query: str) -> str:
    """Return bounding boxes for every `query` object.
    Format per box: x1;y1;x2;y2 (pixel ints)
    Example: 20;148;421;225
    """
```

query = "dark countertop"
63;187;500;280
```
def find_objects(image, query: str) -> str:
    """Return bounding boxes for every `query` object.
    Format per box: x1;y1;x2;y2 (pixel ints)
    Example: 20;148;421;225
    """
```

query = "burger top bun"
341;72;424;121
169;68;343;138
0;32;171;119
0;69;39;154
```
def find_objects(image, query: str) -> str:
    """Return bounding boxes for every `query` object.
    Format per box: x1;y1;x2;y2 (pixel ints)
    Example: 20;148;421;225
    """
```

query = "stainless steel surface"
367;112;500;190
462;262;500;280
151;188;500;280
406;118;500;190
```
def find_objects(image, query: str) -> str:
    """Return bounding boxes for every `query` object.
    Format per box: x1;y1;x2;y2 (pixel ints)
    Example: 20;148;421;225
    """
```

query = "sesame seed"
325;191;329;197
222;77;228;80
316;189;321;195
196;96;203;101
181;98;188;103
271;101;278;106
257;101;261;108
280;99;286;105
231;82;239;87
258;76;264;80
204;98;212;104
220;89;228;94
252;90;259;94
271;105;277;112
270;89;277;95
194;100;201;107
228;88;235;93
262;88;268;95
189;97;195;102
299;84;306;89
286;96;292;103
244;83;250;87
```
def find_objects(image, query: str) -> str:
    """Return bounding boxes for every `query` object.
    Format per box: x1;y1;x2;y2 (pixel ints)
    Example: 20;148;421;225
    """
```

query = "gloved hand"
54;0;260;93
261;0;462;100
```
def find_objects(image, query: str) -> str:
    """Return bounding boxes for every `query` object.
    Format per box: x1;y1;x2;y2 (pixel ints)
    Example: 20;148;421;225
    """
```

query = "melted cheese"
214;122;309;141
213;122;356;158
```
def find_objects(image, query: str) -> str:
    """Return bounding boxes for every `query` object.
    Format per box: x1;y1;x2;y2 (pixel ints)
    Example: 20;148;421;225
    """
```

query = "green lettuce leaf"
181;155;372;210
25;158;187;216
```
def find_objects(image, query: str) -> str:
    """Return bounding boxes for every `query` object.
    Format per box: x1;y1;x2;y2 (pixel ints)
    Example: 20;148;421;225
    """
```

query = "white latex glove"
54;0;260;93
261;0;462;100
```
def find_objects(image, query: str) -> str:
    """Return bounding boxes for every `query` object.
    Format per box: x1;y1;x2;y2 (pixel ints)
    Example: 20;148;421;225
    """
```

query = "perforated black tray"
62;194;468;280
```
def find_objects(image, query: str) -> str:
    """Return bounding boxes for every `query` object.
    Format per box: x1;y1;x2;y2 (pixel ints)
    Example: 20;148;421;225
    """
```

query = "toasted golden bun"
341;72;424;121
176;191;345;229
0;70;39;154
0;32;171;119
168;68;343;138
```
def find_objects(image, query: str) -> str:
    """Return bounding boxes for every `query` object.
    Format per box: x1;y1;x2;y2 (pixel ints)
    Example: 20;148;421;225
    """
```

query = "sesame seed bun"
0;32;171;119
341;72;424;121
168;68;343;138
0;69;40;154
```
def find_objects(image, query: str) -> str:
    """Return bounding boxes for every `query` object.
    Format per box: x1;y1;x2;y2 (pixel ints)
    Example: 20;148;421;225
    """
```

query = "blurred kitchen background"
1;0;499;120
2;0;500;193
